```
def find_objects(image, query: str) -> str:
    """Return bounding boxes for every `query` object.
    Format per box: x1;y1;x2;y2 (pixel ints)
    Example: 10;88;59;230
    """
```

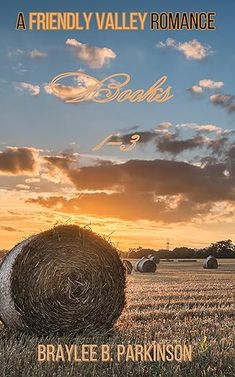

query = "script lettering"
49;72;173;104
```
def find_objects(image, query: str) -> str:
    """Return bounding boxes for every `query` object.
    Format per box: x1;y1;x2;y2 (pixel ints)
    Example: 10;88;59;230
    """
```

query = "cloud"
7;49;24;58
199;79;224;90
0;147;39;175
27;193;211;223
16;184;30;190
29;49;47;59
156;134;207;155
25;134;235;223
157;38;213;60
25;178;40;183
116;129;208;155
210;94;235;113
27;154;235;224
158;122;172;129
178;40;212;60
0;226;23;232
15;82;40;96
43;153;78;171
44;83;53;95
179;123;222;134
107;123;231;156
228;145;235;159
188;85;203;94
8;48;47;60
188;79;224;94
208;136;228;155
66;38;116;68
158;38;176;49
42;152;79;183
42;158;235;203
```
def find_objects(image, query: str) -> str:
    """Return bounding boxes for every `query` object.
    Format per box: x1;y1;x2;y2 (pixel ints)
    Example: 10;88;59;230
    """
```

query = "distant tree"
127;247;157;258
172;247;196;259
204;240;235;258
126;247;173;259
121;239;235;260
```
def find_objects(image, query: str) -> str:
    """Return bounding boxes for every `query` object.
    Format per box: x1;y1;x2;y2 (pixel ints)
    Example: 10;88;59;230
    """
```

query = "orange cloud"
26;150;235;225
27;193;211;223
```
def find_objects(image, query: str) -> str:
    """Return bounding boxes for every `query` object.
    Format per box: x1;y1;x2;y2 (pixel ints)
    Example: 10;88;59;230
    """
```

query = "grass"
0;259;234;377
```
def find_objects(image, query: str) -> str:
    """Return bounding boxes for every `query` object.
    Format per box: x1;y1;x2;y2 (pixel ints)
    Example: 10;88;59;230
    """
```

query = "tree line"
123;240;235;259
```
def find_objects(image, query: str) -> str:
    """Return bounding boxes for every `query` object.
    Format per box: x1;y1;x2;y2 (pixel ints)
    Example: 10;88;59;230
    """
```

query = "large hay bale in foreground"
203;255;218;269
148;253;160;264
134;257;157;273
122;259;133;274
0;225;126;335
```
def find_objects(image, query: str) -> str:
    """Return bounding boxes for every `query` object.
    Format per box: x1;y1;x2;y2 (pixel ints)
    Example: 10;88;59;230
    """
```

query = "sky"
0;0;235;251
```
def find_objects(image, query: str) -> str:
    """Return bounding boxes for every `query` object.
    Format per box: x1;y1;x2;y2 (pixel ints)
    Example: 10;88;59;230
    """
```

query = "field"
0;259;234;377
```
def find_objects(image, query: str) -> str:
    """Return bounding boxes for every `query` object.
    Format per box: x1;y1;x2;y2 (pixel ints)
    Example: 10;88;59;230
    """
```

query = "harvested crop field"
0;259;234;377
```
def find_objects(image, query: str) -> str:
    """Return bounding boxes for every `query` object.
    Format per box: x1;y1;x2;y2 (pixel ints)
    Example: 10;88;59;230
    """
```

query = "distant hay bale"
0;225;126;335
148;254;160;264
134;257;157;273
122;259;133;274
203;255;218;269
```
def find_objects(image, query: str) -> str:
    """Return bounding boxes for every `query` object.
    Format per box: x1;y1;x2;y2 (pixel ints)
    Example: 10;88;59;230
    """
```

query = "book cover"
0;1;234;376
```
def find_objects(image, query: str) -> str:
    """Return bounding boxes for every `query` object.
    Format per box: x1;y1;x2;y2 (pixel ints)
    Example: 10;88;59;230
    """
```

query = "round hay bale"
148;253;160;264
133;256;145;272
134;257;157;273
122;259;133;274
0;225;126;335
203;255;218;269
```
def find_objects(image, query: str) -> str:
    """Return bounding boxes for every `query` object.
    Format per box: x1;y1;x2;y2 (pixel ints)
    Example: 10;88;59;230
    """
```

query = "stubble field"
0;259;234;377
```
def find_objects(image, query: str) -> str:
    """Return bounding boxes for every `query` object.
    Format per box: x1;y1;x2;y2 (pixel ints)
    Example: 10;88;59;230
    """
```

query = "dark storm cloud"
156;134;206;155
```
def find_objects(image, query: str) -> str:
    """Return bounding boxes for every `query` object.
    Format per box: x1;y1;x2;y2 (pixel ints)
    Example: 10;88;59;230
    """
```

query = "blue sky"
0;0;234;154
